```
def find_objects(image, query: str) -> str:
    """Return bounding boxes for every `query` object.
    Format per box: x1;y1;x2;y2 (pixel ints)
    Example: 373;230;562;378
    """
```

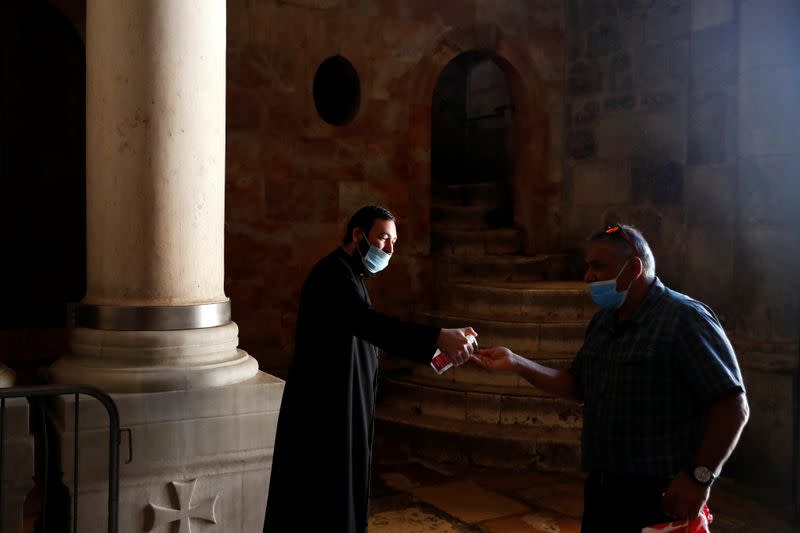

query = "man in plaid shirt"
475;224;749;533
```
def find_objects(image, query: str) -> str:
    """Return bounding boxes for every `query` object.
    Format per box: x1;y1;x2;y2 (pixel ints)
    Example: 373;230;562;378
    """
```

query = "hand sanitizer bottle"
430;334;478;375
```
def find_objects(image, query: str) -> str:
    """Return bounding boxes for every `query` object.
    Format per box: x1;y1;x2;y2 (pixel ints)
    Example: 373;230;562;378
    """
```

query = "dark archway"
0;0;86;328
404;23;561;255
377;26;587;475
429;50;516;248
431;50;516;188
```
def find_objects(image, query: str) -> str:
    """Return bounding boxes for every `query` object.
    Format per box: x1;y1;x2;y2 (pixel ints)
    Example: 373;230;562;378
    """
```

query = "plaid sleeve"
676;302;745;401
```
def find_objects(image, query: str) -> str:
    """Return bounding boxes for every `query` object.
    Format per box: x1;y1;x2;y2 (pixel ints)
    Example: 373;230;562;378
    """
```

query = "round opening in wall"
313;55;360;126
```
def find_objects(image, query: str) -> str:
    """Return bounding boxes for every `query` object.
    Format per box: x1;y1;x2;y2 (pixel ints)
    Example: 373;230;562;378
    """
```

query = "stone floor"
368;455;798;533
20;454;798;532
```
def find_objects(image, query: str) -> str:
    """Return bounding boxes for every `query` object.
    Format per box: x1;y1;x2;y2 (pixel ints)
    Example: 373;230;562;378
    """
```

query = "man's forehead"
372;219;397;238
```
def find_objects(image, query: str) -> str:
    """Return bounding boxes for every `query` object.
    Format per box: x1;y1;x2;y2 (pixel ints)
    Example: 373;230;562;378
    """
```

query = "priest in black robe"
263;205;477;533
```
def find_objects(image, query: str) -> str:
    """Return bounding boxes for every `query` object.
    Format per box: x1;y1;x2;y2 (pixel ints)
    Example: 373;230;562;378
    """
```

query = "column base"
49;322;259;393
49;371;284;533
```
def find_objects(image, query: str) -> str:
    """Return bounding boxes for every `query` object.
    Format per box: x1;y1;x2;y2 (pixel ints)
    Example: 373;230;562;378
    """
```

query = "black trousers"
581;471;674;533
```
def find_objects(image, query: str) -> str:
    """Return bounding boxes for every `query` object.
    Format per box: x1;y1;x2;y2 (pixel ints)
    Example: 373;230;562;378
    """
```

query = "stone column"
49;0;257;392
47;2;283;531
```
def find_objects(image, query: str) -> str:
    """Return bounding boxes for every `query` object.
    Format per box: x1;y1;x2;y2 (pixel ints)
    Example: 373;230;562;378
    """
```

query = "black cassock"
263;248;439;533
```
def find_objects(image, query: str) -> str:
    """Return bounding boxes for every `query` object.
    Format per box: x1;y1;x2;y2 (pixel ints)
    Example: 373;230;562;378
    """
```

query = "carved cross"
146;479;219;533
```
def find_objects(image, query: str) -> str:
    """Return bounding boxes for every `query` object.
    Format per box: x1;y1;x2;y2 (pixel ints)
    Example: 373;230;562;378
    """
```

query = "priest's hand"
436;327;478;366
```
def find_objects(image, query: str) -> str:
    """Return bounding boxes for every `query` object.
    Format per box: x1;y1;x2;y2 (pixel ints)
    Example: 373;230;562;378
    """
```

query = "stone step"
418;311;588;354
431;204;513;230
374;406;581;471
409;356;574;388
431;228;521;256
435;281;594;322
379;374;583;429
431;180;511;208
436;253;585;283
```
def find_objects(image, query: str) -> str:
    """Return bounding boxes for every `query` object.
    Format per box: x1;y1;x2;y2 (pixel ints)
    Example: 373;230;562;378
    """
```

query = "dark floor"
369;451;797;533
20;451;798;532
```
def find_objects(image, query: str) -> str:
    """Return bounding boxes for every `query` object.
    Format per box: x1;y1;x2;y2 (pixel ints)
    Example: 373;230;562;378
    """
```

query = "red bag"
641;505;712;532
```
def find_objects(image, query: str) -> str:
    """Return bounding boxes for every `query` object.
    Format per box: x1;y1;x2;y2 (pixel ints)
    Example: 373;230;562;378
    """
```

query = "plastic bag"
641;505;712;532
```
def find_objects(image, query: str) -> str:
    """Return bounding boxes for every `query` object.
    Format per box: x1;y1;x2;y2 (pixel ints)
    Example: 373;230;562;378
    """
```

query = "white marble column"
49;0;258;392
46;2;283;532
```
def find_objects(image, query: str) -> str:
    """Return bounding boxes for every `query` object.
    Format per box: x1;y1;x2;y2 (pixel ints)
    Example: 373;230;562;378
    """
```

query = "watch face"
693;466;713;483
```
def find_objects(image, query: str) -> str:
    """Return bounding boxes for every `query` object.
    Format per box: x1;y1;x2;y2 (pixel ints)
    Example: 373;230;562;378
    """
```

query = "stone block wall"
564;0;697;289
565;0;800;502
224;0;566;376
731;0;800;502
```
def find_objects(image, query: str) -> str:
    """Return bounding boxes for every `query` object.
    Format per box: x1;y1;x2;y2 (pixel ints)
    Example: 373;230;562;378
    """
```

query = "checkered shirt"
569;278;745;477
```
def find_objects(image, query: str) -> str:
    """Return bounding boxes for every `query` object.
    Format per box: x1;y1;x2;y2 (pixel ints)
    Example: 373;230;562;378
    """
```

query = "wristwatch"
688;465;716;487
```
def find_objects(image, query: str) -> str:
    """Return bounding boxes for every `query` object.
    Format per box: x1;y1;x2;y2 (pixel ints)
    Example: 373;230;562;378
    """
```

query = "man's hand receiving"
472;346;519;372
436;327;478;367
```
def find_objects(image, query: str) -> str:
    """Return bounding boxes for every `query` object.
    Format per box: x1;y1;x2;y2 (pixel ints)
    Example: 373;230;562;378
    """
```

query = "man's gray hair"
588;224;656;278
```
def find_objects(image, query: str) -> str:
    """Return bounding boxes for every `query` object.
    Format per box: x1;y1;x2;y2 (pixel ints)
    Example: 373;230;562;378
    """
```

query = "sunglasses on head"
604;224;638;257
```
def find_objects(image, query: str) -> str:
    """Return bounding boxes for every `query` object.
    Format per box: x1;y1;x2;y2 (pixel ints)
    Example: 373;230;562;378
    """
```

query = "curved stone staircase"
375;181;591;471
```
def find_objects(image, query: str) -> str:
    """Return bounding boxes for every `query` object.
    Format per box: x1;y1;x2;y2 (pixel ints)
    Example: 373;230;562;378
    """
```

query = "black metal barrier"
0;385;123;533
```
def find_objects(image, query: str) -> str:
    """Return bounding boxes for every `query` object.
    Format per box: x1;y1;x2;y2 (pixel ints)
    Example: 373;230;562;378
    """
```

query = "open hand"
473;346;518;372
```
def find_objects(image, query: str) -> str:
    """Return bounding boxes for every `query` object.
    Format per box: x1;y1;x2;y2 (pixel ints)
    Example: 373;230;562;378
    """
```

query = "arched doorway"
376;27;588;471
430;50;516;253
431;50;515;187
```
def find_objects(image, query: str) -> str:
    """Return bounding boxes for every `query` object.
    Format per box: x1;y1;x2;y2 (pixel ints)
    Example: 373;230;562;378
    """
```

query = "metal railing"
0;385;123;533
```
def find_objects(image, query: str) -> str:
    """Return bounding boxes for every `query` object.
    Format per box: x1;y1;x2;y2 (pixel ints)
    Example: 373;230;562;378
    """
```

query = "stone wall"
731;0;800;503
565;0;800;502
564;0;696;288
224;0;566;376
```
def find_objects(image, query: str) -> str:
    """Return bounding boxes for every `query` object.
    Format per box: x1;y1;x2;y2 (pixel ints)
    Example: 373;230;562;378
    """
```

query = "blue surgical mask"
588;263;631;309
357;234;391;274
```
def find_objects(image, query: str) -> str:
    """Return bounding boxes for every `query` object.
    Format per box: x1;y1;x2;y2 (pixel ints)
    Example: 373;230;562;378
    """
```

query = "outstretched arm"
473;347;581;402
